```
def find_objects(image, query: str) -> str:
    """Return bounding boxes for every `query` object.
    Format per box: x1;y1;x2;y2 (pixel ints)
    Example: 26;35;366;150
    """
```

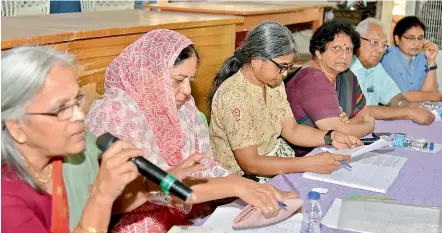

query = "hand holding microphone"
91;140;143;204
96;133;194;202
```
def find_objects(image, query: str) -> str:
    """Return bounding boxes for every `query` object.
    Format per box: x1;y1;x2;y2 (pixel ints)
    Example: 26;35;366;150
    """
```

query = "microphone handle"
132;157;192;202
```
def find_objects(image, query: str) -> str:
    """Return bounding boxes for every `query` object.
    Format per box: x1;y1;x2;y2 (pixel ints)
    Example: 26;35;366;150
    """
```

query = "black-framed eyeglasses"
361;37;389;51
26;94;86;121
268;59;295;74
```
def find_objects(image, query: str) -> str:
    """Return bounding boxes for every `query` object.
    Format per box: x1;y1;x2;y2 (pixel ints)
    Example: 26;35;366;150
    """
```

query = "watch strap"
324;130;334;145
425;64;438;72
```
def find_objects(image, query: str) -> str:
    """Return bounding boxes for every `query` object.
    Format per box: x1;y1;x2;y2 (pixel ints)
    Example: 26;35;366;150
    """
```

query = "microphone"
96;132;193;202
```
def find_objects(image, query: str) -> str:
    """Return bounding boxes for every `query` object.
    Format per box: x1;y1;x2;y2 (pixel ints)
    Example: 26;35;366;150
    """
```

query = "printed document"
322;198;441;233
303;151;408;193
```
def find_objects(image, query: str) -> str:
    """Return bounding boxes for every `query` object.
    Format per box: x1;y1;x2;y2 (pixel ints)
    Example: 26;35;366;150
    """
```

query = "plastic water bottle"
420;101;441;112
300;191;322;233
380;133;435;151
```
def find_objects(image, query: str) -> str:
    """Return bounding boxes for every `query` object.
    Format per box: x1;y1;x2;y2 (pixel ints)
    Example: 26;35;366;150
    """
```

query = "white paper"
202;202;303;233
339;199;441;233
321;139;391;158
303;152;408;193
321;198;342;229
322;198;442;233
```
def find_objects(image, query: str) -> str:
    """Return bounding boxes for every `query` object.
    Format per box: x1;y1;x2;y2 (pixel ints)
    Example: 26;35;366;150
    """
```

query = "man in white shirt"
350;18;434;125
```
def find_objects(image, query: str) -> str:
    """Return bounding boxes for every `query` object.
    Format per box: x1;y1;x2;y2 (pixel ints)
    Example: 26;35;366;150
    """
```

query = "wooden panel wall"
2;24;236;119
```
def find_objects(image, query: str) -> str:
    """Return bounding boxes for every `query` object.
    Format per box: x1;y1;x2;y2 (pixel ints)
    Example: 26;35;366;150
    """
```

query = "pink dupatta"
85;30;229;233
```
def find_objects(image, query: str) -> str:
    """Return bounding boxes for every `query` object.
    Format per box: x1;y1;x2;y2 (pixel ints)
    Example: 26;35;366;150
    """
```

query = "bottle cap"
429;142;435;151
308;191;320;201
312;187;328;194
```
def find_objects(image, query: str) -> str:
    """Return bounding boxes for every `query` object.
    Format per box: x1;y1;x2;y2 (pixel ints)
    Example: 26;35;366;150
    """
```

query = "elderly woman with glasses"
208;21;362;183
381;16;441;102
1;47;206;233
284;19;375;156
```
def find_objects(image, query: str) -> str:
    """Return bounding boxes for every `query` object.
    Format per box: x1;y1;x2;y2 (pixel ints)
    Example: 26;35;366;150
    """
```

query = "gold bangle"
77;224;107;233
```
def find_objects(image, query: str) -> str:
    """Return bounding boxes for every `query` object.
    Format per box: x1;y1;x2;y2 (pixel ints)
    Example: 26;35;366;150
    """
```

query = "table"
270;120;442;232
145;1;334;48
1;9;243;119
145;2;333;32
196;120;442;232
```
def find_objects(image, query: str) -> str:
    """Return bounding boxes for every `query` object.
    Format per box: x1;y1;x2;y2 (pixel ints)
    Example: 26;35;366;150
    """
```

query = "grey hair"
208;21;298;106
1;46;75;191
355;17;387;37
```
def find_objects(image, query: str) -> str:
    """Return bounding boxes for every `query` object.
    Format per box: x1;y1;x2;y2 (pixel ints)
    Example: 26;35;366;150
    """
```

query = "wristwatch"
324;130;335;145
425;64;438;72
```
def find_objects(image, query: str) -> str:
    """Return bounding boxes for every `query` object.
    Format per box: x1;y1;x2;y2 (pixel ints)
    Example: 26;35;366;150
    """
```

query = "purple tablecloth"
195;120;442;232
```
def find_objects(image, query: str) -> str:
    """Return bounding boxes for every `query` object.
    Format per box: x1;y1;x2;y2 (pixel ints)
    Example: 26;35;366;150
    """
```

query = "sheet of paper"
202;202;302;233
322;139;391;158
323;198;442;233
321;198;342;229
338;199;442;233
303;152;408;193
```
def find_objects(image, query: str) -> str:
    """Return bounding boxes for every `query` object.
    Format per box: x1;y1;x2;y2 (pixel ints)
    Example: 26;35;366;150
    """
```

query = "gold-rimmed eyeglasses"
26;94;86;121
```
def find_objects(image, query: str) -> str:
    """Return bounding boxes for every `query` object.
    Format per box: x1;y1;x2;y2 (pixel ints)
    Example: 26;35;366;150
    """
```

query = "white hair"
355;17;387;37
1;46;75;191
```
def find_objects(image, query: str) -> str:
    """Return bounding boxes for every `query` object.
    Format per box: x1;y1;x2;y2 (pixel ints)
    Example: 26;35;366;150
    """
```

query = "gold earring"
17;138;24;144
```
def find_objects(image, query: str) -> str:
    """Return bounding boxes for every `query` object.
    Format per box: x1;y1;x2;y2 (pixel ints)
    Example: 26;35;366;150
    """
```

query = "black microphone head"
96;132;119;152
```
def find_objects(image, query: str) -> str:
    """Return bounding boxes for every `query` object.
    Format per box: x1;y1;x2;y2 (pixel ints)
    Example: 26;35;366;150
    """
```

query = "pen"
346;194;395;201
339;160;352;169
321;147;352;169
277;201;287;207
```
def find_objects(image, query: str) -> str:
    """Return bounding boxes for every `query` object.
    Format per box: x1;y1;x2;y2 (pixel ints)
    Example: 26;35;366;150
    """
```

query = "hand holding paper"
322;138;391;158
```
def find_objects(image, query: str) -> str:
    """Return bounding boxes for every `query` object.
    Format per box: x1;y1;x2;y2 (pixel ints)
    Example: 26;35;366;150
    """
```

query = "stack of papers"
304;140;407;193
202;202;303;233
322;198;442;233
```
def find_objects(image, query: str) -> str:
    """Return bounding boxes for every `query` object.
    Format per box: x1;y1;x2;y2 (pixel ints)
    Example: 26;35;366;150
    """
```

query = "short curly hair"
309;19;360;57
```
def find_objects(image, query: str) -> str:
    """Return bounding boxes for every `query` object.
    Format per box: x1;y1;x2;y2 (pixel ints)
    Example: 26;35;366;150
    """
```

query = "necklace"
314;59;336;85
29;163;53;184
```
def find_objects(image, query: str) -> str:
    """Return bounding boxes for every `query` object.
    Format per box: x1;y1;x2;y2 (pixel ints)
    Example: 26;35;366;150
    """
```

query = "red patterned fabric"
85;29;230;233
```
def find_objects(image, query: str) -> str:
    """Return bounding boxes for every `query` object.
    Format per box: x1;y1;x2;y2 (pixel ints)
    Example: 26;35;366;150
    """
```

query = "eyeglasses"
361;37;389;51
328;45;354;55
268;59;295;74
26;94;86;121
401;35;425;42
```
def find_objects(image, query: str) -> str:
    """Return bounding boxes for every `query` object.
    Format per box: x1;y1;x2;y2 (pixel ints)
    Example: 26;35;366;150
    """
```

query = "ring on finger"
267;205;274;211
